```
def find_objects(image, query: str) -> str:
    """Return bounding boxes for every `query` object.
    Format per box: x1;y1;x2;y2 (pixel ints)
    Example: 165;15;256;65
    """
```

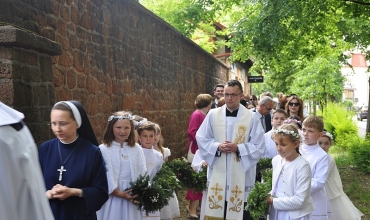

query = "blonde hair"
154;123;165;157
302;116;324;132
272;124;301;154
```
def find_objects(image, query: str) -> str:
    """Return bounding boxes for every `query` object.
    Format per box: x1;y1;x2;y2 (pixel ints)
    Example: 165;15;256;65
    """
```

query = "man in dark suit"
211;84;224;109
252;96;274;133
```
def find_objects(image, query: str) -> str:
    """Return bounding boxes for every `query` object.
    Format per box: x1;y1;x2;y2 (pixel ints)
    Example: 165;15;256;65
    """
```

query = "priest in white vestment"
0;102;54;220
196;80;265;220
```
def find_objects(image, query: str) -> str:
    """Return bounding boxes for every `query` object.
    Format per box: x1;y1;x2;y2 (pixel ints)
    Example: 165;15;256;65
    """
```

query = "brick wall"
0;0;229;159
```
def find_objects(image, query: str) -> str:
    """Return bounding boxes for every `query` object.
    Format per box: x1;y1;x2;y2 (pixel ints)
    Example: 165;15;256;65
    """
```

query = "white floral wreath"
108;115;134;122
324;131;333;140
273;128;301;139
133;117;148;128
283;118;302;126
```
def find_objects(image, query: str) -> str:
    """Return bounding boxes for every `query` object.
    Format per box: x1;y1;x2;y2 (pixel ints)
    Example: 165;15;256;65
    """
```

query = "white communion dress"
325;155;363;220
159;148;181;220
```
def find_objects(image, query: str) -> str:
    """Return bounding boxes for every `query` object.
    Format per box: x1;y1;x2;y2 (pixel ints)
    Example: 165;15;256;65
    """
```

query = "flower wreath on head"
133;117;147;128
273;128;301;139
283;118;302;126
324;131;333;140
108;115;134;122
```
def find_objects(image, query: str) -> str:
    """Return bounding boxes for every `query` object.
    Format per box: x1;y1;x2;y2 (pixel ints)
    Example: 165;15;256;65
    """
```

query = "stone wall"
0;0;229;159
0;25;62;143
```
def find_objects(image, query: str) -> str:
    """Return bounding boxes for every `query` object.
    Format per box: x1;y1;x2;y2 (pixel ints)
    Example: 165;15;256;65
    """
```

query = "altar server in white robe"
137;121;164;220
0;102;54;220
196;80;265;220
301;116;330;220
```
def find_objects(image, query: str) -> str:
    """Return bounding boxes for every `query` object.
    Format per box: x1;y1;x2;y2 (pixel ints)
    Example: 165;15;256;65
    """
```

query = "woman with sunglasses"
285;96;306;120
250;94;258;105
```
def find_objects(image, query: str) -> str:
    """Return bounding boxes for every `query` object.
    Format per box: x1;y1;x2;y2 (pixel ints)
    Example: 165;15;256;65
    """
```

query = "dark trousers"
223;201;252;220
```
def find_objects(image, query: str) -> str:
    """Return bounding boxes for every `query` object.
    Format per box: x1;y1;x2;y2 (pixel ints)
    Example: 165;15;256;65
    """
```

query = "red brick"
72;50;85;72
80;11;91;30
53;67;64;88
55;88;72;101
60;5;70;22
56;19;67;37
58;52;72;67
70;5;78;24
56;35;69;50
66;69;76;89
112;80;119;94
41;27;56;41
77;72;86;88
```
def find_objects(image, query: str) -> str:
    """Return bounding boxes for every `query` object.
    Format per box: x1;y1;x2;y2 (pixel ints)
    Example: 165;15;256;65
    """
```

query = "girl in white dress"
318;132;364;220
153;123;180;220
97;111;147;220
267;124;315;220
137;121;164;220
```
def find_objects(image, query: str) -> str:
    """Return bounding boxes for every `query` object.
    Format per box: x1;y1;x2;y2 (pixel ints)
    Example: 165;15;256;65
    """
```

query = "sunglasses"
289;102;300;107
263;103;272;111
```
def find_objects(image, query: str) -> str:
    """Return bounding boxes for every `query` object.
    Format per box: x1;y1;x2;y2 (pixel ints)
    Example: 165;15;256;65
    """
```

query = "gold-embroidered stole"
204;106;251;220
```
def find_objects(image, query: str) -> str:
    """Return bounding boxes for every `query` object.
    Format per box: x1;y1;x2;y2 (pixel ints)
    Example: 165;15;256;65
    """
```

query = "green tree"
291;53;345;114
230;0;370;77
139;0;240;53
139;0;369;114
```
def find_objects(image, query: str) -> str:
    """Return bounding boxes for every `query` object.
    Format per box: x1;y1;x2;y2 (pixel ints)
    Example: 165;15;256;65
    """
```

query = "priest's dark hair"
102;111;136;147
226;79;243;93
52;101;98;146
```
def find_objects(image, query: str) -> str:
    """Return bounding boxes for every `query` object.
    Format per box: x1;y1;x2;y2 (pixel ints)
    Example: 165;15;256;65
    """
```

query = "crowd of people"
185;80;363;220
0;78;364;220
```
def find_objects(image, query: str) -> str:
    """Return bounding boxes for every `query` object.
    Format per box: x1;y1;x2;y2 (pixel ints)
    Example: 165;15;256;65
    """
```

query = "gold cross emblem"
211;183;223;196
231;185;242;198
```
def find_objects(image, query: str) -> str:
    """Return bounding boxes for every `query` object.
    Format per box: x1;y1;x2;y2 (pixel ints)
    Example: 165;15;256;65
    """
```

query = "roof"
351;53;368;67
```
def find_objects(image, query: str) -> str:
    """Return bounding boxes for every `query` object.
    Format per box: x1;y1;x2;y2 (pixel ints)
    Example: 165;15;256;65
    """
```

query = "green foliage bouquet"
245;164;273;220
165;158;207;192
128;164;181;216
256;158;272;173
128;158;208;215
128;174;155;215
153;165;181;199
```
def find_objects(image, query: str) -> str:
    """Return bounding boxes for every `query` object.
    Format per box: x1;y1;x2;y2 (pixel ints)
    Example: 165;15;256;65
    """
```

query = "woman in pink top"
185;93;213;218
